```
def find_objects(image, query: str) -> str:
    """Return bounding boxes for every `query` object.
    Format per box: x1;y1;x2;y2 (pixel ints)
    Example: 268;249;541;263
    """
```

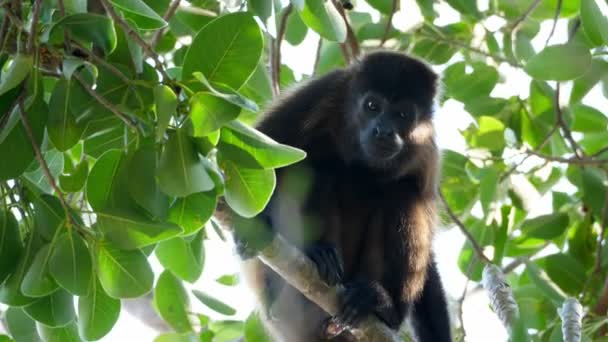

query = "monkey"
231;51;452;342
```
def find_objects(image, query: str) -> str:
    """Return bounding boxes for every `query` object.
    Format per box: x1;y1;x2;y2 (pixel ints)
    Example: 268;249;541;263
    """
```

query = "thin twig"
17;96;72;227
379;0;397;47
593;188;608;274
73;73;140;132
439;191;492;264
313;36;323;74
416;30;518;67
525;150;608;165
502;242;550;274
555;83;584;159
2;4;24;30
99;0;172;82
150;0;182;49
26;0;42;54
333;0;359;62
56;0;72;52
71;41;132;85
271;4;292;96
508;0;541;32
544;0;562;47
592;146;608;158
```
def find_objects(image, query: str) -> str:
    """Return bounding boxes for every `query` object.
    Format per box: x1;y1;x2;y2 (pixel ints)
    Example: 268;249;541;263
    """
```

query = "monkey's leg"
410;261;452;342
304;243;344;286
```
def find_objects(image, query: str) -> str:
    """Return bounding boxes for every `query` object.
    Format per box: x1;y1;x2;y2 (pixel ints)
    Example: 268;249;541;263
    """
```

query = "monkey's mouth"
364;141;401;161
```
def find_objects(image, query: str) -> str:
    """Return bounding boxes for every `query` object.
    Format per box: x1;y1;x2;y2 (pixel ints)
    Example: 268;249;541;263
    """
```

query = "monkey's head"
344;51;438;170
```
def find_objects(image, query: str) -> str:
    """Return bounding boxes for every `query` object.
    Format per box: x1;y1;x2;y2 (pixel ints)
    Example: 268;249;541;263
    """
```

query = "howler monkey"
235;51;451;341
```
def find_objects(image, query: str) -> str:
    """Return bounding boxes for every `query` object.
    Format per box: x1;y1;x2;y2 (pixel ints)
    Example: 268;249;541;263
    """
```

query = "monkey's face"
355;92;418;164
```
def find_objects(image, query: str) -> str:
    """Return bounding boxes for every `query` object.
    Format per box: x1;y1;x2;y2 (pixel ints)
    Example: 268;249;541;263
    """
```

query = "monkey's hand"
335;281;395;328
304;243;344;286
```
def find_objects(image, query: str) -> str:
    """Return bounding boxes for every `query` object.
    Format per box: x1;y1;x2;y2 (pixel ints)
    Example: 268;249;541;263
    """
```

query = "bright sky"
2;1;608;342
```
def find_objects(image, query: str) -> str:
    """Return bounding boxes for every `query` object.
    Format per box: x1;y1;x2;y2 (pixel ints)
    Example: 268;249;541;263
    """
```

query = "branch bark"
257;235;400;342
271;4;292;97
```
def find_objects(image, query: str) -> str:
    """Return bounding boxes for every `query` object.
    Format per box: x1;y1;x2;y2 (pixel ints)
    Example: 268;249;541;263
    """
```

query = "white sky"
2;1;608;342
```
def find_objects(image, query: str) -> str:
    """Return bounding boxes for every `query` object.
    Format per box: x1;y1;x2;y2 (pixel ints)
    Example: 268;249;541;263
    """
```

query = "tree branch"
271;4;292;96
17;96;72;226
439;191;492;264
525;150;608;165
26;0;42;54
379;0;397;47
508;0;541;32
72;73;140;133
545;0;562;47
150;0;182;49
99;0;172;82
333;0;359;62
554;83;584;159
257;235;400;342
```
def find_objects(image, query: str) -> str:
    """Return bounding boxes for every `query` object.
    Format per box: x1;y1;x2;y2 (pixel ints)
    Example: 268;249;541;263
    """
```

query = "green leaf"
59;159;88;192
168;191;217;235
23;289;76;327
48;79;85;151
192;290;236;316
215;274;239;286
36;321;80;342
297;0;347;42
244;312;271;342
189;93;240;136
156;230;205;283
446;0;480;17
479;168;498;216
157;130;215;197
472;116;505;151
285;11;308;45
535;253;586;295
5;307;40;342
49;231;92;296
97;245;154;298
110;0;167;30
0;97;48;181
127;146;170;219
183;12;263;89
520;213;569;240
154;271;193;332
96;210;182;250
219;121;306;169
581;168;607;218
218;155;276;218
192;72;259;112
21;244;58;297
525;44;592;81
0;55;33;96
154;85;177;142
0;210;22;284
78;279;120;341
86;150;131;211
24;150;64;194
0;228;43;306
580;0;608;46
154;332;198;342
365;0;392;14
524;262;566;306
443;62;498;103
570;60;608;104
571;104;608;132
48;13;117;54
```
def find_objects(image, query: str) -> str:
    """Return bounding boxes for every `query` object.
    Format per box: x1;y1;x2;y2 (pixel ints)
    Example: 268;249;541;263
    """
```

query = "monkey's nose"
373;126;394;138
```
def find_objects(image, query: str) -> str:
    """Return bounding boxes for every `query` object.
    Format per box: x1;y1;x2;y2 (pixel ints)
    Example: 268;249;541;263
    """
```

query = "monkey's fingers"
305;243;343;286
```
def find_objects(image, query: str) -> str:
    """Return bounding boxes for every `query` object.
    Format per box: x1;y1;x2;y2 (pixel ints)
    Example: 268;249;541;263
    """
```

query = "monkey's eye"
399;112;406;118
365;100;379;112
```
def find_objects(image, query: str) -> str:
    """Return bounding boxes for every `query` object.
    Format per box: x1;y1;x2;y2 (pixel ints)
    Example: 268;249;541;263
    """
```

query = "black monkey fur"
235;51;452;342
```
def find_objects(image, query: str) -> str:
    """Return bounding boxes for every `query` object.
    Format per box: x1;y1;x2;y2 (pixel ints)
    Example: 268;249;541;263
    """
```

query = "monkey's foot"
335;281;378;327
304;243;344;286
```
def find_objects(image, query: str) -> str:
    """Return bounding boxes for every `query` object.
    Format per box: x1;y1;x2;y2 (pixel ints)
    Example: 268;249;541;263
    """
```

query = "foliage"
0;0;607;341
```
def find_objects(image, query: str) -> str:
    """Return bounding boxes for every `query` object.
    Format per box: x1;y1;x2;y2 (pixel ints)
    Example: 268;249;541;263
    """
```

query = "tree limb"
150;0;182;49
379;0;397;47
439;191;492;264
271;4;292;97
257;235;400;342
525;150;608;165
333;0;359;62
